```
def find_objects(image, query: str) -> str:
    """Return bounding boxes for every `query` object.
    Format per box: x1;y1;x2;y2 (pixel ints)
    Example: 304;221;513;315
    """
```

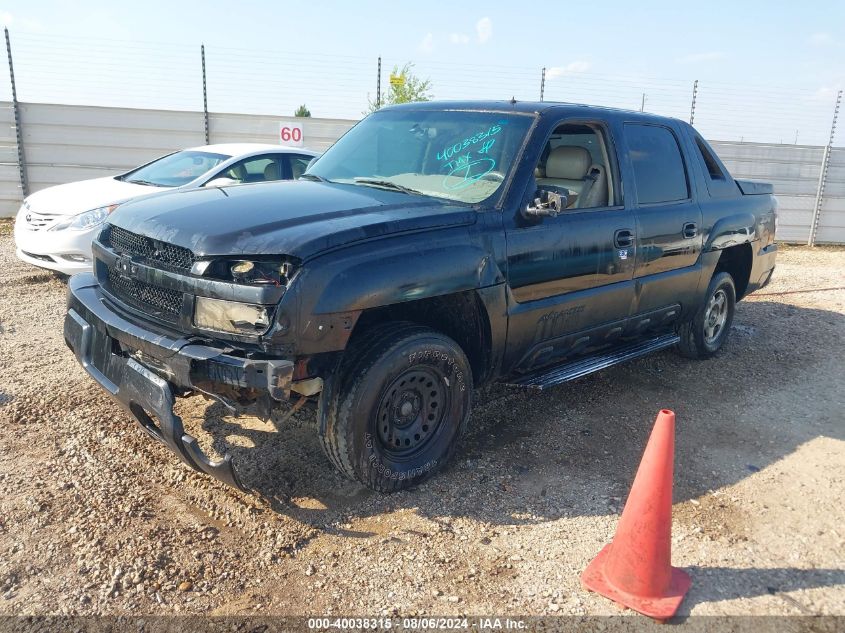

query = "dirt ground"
0;227;843;622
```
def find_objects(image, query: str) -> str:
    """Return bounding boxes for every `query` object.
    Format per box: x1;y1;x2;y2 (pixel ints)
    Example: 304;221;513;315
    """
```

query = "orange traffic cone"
581;409;691;621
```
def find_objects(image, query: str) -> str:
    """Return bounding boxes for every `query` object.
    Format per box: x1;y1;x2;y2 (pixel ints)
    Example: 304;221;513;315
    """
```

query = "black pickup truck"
64;101;777;492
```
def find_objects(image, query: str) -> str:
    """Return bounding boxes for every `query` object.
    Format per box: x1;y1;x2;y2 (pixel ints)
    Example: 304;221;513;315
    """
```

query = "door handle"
614;229;634;249
683;222;698;239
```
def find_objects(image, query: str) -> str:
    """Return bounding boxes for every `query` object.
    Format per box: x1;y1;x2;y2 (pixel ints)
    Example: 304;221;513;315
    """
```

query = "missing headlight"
199;257;298;286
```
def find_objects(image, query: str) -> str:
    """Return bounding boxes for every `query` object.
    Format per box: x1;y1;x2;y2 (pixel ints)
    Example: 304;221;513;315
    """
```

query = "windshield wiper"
126;179;168;187
352;177;423;195
299;173;327;182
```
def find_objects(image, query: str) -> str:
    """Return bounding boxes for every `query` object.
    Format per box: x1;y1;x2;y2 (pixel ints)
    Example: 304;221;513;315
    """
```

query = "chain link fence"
3;30;841;145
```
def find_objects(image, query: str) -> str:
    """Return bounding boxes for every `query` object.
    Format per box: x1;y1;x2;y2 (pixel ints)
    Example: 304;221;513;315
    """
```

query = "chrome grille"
107;266;183;321
105;224;195;271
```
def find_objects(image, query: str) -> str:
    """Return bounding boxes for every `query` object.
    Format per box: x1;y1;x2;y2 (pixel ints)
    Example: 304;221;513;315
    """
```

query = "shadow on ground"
677;566;845;616
179;299;843;537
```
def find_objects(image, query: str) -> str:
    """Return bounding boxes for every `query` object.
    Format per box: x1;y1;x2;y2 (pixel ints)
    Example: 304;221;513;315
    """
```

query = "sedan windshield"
121;150;230;187
307;109;534;204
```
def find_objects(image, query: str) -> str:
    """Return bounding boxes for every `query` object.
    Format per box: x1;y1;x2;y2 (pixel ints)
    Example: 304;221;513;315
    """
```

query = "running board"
506;333;681;390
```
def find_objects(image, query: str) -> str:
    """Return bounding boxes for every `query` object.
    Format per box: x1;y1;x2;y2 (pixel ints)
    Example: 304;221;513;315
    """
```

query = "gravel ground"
0;227;843;621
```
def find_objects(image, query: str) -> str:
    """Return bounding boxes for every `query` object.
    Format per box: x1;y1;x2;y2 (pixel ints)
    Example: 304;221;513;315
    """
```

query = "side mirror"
204;177;240;188
522;188;568;220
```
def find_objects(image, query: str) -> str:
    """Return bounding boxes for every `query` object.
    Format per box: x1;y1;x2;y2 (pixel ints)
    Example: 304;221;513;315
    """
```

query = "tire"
677;271;736;359
319;322;473;492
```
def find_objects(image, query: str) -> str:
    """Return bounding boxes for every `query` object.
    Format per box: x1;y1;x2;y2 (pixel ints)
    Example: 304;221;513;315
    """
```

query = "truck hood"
24;176;158;216
108;180;478;260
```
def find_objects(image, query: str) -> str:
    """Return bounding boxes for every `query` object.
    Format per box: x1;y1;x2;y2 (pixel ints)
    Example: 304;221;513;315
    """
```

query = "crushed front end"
63;224;301;490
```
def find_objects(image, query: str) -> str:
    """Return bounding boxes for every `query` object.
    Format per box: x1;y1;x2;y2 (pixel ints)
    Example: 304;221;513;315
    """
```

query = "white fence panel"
0;101;842;245
0;103;21;217
0;102;357;218
769;195;814;243
18;102;206;194
209;112;354;152
710;140;825;243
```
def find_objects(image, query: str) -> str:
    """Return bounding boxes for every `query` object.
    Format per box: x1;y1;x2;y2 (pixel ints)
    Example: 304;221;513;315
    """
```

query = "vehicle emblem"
25;213;32;223
618;249;628;260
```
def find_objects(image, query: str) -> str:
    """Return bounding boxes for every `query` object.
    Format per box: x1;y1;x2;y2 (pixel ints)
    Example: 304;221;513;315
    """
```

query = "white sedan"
13;143;319;275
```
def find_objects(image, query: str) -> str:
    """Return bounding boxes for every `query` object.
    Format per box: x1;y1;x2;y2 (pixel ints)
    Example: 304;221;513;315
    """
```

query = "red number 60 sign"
279;123;304;147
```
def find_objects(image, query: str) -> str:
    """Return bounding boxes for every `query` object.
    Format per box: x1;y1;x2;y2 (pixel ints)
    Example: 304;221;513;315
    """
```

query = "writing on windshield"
307;111;533;204
437;123;502;162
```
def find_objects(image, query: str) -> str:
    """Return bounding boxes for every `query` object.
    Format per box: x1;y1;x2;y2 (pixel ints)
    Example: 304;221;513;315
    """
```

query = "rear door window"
625;124;689;205
221;155;284;183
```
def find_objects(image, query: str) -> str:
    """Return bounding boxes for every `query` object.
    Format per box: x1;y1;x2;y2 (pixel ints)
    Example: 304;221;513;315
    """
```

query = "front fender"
312;244;500;314
273;225;505;354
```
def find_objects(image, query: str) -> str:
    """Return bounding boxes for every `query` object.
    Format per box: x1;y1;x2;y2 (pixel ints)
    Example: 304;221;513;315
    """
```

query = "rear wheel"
677;271;736;359
319;323;472;492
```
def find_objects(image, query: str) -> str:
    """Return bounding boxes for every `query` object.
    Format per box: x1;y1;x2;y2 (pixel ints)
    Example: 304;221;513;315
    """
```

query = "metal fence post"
808;89;842;246
540;67;546;101
201;44;209;145
4;27;27;198
689;79;698;125
376;56;382;108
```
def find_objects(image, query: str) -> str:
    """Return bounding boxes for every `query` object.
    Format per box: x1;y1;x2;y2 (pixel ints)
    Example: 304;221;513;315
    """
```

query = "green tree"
294;104;311;117
366;63;432;114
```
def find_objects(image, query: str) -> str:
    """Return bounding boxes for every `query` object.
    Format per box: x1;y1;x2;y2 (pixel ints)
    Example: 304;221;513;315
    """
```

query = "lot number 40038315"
280;123;304;147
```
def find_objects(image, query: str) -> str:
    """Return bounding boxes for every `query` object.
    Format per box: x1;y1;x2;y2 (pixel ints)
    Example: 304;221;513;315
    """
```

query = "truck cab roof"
383;99;685;126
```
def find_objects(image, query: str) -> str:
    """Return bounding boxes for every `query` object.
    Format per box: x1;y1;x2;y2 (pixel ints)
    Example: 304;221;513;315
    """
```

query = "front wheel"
319;323;473;492
676;271;736;359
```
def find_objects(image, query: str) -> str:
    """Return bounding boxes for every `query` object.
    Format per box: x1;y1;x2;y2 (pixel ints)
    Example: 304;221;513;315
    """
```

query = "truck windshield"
307;109;534;204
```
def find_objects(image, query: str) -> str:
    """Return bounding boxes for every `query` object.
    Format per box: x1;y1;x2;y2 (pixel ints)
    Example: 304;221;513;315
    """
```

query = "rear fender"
704;213;756;252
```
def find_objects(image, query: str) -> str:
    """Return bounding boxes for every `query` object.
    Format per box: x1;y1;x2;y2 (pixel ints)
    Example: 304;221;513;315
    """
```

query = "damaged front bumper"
63;273;294;490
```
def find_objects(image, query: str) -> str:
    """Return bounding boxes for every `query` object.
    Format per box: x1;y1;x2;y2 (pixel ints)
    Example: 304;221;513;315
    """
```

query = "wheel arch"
349;290;496;386
715;242;753;300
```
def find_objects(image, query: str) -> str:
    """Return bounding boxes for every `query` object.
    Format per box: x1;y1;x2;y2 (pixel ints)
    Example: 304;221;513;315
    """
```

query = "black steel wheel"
319;322;472;492
376;367;451;460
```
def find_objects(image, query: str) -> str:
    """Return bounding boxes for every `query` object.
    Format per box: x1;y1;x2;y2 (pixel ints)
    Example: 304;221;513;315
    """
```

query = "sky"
1;0;844;144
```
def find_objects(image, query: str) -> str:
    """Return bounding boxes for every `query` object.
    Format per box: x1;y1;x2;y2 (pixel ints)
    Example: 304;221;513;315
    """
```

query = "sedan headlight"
193;296;271;335
49;204;119;232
